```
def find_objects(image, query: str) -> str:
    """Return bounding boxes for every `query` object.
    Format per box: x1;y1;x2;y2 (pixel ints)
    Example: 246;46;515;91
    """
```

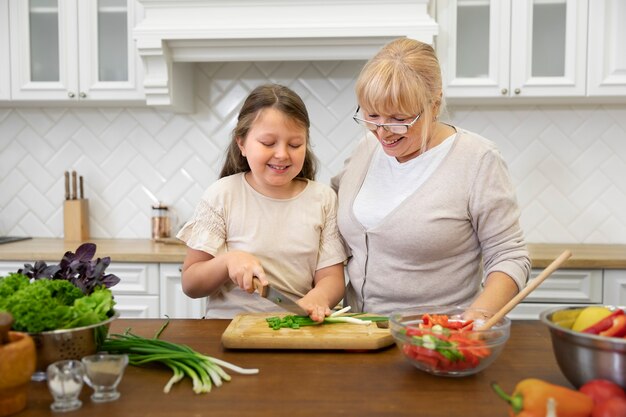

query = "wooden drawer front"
108;263;159;295
523;269;602;303
112;295;160;318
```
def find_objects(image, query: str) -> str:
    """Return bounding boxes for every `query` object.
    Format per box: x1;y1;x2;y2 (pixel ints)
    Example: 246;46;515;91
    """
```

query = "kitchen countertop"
1;238;626;269
17;318;569;417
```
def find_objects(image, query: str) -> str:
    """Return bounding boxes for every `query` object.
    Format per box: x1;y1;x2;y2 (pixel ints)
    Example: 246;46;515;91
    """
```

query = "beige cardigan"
331;128;530;314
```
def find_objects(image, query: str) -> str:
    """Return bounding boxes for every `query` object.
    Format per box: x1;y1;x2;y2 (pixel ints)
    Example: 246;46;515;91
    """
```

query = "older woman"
332;38;530;315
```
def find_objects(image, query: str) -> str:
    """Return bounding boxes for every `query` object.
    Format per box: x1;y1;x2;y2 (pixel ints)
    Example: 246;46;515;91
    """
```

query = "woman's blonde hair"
220;83;318;180
355;38;443;152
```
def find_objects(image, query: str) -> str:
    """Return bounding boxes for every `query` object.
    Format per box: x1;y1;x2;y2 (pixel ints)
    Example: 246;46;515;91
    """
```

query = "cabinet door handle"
500;88;508;95
68;91;75;98
514;88;521;95
79;92;87;98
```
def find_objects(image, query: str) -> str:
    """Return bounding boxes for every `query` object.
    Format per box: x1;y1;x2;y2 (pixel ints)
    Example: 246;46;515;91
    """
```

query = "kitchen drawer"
0;261;160;296
108;263;159;295
112;295;160;318
523;269;602;304
0;261;25;276
509;303;577;320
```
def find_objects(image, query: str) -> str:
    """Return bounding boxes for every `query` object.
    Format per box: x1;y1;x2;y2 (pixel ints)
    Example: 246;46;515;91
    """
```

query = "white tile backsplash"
1;61;626;244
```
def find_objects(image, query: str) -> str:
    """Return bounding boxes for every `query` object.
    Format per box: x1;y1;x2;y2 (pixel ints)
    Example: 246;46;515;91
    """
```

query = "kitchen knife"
252;277;308;316
64;171;70;200
71;171;77;200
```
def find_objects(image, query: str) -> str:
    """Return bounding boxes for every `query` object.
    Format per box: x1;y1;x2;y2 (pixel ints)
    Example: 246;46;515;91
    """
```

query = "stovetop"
0;236;32;245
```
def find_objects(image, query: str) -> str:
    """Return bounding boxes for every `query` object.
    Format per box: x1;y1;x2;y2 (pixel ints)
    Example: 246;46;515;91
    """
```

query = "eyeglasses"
352;106;421;134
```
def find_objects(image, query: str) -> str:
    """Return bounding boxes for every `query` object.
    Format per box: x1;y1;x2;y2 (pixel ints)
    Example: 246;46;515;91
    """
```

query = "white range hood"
133;0;438;112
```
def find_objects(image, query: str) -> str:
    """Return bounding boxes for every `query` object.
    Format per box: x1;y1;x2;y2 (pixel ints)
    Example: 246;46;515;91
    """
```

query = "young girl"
177;84;347;321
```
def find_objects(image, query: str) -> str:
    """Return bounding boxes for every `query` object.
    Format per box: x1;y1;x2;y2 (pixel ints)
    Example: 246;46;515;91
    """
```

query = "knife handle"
252;277;268;297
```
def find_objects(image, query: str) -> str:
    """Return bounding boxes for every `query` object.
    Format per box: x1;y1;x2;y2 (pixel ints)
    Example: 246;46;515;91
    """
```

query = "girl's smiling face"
237;107;307;198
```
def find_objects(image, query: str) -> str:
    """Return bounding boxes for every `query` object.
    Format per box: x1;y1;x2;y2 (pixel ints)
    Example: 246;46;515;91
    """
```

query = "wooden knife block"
64;199;89;241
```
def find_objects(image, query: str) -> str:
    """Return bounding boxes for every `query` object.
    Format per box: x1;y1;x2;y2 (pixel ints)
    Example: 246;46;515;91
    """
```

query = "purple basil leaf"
16;243;119;295
101;274;121;288
74;243;96;263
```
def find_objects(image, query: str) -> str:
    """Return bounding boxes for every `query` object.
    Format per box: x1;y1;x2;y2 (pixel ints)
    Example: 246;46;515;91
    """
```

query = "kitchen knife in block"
63;199;89;241
252;277;308;315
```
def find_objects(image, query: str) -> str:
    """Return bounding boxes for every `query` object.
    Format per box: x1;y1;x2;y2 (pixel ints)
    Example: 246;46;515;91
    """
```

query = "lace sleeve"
176;199;226;255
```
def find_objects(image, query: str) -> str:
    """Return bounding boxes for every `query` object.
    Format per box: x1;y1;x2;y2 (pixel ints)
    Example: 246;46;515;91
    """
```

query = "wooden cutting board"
221;312;395;350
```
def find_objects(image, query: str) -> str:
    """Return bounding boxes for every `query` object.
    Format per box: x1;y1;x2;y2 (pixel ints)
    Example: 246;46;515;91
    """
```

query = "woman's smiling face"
360;107;426;163
237;107;307;198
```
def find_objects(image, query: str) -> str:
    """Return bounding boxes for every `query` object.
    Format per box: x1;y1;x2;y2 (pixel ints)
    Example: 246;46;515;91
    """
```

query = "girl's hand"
298;292;331;322
224;251;267;293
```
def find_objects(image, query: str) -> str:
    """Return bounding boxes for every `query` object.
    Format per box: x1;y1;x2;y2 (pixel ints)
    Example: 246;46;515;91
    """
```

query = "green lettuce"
0;273;115;333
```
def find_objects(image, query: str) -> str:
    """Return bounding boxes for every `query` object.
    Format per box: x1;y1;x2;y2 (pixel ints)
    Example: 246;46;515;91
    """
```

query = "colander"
28;311;119;381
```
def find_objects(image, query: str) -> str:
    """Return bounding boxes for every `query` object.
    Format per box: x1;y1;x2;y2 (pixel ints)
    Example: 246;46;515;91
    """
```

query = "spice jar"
151;203;171;239
0;313;36;417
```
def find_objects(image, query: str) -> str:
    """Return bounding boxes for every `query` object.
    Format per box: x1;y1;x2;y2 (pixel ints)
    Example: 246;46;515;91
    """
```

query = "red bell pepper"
599;315;626;338
582;309;625;335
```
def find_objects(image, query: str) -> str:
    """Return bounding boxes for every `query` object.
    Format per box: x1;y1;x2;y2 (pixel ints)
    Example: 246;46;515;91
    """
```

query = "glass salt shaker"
46;360;85;412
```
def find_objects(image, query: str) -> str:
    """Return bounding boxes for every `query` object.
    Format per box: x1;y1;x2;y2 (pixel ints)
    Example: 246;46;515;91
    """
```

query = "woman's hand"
224;251;267;293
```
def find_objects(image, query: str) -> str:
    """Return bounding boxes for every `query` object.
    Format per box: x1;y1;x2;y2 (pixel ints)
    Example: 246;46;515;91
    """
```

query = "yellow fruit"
572;306;613;332
551;308;584;329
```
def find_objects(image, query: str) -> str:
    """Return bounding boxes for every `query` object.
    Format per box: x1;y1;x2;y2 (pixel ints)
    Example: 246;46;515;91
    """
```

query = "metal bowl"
28;311;119;381
540;306;626;389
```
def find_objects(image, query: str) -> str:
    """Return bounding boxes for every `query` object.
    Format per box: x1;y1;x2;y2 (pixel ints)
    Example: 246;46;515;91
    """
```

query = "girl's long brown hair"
219;84;318;180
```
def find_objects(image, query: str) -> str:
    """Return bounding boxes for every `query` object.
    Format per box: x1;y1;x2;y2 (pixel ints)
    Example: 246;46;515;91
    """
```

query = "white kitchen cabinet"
8;0;143;101
159;263;206;319
603;270;626;306
508;269;603;319
436;0;588;98
0;261;24;276
0;0;10;100
587;0;626;96
107;262;160;318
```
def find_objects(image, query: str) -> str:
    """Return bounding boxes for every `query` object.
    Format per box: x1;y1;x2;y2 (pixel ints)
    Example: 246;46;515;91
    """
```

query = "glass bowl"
389;306;510;377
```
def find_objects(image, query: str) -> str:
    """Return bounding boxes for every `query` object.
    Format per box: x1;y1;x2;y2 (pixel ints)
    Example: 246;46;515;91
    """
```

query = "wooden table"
19;319;569;417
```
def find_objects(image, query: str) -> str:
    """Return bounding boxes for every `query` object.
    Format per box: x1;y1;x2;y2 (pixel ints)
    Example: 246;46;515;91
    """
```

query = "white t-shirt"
354;134;457;230
177;173;348;318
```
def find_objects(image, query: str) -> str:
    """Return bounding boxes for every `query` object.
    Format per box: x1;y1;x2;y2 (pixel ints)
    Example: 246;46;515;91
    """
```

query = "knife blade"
252;277;308;316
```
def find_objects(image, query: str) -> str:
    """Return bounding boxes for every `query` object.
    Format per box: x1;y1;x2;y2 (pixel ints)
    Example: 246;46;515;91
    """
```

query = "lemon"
571;306;612;332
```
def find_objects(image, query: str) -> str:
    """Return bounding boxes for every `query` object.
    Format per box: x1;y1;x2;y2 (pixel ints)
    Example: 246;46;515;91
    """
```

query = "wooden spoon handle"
475;250;573;331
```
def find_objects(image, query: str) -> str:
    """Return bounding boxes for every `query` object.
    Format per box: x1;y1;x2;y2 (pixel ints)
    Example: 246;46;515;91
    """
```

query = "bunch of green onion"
101;320;258;394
